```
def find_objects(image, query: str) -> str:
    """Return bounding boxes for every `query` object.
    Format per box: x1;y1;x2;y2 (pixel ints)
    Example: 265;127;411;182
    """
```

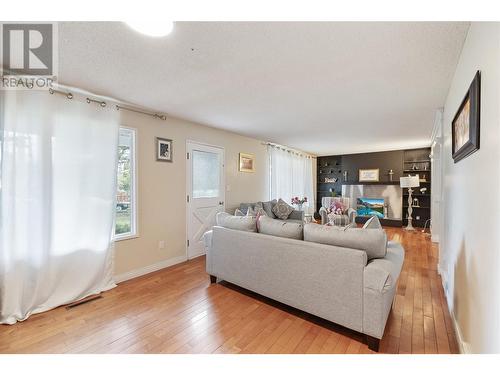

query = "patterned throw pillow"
272;198;295;220
327;213;350;226
328;201;346;215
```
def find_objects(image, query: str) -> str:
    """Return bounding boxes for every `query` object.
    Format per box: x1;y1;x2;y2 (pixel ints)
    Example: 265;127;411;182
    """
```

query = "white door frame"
185;140;225;259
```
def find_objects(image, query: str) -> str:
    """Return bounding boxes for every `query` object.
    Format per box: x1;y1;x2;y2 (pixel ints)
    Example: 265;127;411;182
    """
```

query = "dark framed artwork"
156;137;173;162
452;70;480;163
358;168;379;182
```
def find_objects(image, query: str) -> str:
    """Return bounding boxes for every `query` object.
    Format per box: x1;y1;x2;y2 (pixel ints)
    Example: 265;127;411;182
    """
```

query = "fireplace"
342;184;402;220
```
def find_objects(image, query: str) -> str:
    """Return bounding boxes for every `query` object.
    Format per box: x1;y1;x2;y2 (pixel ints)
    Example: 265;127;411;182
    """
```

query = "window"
115;127;137;239
192;150;221;198
268;145;314;213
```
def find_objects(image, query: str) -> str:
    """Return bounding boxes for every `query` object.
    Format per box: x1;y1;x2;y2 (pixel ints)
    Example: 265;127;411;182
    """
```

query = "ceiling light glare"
126;20;174;37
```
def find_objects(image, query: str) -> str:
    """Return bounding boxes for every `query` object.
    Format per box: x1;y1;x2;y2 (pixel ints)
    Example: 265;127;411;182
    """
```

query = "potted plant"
291;196;308;211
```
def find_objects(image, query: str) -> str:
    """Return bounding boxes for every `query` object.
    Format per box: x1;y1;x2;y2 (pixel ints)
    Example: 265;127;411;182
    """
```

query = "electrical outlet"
159;240;165;249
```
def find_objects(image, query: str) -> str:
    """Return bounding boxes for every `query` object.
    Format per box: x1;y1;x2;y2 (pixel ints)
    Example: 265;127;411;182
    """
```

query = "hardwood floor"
0;228;459;354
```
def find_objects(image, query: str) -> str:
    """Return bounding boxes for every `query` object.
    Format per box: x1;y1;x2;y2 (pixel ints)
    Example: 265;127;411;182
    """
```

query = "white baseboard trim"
114;255;188;284
450;309;471;354
439;267;471;354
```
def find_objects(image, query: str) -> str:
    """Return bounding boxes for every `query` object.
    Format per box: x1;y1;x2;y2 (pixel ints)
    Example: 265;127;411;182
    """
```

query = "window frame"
114;126;138;241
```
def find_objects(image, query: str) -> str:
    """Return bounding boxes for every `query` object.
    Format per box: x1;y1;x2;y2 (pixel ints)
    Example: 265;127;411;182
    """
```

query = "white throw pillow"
246;206;256;216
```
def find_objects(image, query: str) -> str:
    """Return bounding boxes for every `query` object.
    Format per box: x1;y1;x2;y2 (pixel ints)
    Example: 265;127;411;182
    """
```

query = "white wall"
430;110;443;243
440;22;500;353
114;111;270;278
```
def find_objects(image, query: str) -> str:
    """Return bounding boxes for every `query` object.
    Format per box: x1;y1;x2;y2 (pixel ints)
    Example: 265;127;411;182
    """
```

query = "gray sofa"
239;200;304;223
204;223;404;351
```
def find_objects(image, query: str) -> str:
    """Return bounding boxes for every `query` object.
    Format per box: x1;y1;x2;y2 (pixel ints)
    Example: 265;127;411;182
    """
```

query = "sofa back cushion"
322;196;351;210
240;200;277;219
261;200;277;218
303;223;387;260
258;215;303;240
216;212;257;232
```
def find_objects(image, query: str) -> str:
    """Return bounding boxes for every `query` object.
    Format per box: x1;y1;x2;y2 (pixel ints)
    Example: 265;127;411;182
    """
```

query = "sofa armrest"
319;207;328;224
202;230;214;274
364;241;404;291
362;241;405;338
347;208;357;224
287;210;304;221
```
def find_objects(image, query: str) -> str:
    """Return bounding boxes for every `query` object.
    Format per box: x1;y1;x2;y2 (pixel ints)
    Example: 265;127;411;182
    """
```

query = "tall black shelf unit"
316;147;431;228
401;148;432;228
316;155;343;210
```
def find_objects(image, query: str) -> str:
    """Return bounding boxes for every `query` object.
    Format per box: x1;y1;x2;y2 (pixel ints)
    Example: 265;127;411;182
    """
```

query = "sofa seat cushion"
216;212;257;232
303;223;387;260
257;215;303;240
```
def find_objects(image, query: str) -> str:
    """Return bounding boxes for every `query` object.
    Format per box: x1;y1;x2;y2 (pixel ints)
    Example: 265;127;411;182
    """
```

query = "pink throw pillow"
329;201;345;215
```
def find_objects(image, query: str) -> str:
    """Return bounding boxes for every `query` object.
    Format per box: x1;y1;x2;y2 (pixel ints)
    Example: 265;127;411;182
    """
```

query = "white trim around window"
114;126;138;241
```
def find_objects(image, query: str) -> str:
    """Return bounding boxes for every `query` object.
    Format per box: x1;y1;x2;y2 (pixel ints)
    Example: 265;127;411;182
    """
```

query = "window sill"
114;234;139;242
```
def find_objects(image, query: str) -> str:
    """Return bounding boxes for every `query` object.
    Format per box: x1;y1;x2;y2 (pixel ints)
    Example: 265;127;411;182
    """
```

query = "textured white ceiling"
58;22;469;155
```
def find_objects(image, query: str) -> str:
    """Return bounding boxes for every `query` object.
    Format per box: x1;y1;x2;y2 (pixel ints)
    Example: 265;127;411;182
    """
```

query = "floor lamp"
400;175;420;231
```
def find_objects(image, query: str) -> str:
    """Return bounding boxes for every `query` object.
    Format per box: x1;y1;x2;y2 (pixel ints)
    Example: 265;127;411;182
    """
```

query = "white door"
186;141;225;259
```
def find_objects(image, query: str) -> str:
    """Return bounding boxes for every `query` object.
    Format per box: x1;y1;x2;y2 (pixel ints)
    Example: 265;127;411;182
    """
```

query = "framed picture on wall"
239;153;255;172
156;137;173;162
359;168;379;182
452;70;480;163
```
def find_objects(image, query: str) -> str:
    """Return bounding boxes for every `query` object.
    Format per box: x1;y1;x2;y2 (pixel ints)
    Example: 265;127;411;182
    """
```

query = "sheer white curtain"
0;90;119;324
269;145;315;213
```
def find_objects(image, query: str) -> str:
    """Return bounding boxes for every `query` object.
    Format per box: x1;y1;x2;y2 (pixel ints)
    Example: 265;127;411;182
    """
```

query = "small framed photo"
156;137;172;162
452;70;480;163
239;153;255;173
359;168;379;182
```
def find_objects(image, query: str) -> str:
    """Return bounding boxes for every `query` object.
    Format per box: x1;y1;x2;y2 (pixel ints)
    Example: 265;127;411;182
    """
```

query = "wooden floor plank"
0;228;459;354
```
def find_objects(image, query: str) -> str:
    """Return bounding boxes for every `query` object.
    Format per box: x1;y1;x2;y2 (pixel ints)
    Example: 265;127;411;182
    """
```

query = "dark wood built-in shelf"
342;181;400;186
317;147;431;228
